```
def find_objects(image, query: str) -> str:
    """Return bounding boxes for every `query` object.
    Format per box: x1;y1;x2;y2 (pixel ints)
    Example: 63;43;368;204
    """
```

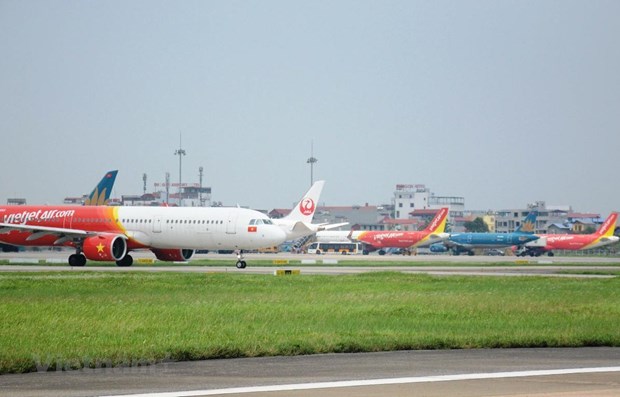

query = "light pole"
306;141;318;186
174;134;186;206
199;166;204;207
165;172;170;205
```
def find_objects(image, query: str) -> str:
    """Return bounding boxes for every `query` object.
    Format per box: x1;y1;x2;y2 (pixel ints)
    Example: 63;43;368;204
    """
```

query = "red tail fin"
596;212;618;237
424;207;449;233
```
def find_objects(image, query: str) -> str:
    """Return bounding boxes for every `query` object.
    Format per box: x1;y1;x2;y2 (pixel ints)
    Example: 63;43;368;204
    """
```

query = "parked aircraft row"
0;171;341;268
316;210;619;257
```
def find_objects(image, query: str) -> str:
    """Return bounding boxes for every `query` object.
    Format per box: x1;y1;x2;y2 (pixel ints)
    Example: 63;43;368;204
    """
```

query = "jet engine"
151;248;194;262
82;234;127;261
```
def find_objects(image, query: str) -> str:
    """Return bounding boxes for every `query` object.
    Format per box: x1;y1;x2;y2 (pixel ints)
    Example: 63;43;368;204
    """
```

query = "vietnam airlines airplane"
315;207;450;254
444;211;540;256
516;212;619;257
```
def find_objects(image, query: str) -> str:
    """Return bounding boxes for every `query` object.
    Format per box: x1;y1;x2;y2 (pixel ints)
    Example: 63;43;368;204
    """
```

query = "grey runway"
2;348;620;397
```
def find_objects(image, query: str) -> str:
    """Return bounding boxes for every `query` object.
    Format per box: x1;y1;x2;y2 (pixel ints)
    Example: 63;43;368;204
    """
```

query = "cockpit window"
249;218;273;225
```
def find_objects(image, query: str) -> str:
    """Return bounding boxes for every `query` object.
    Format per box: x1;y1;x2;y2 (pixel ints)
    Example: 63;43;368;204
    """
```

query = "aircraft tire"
548;252;555;257
69;254;86;267
236;260;247;269
116;254;133;267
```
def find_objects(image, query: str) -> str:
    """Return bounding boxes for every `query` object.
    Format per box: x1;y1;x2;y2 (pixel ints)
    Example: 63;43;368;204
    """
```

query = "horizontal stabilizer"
525;236;547;247
289;221;350;234
317;222;349;231
290;222;315;234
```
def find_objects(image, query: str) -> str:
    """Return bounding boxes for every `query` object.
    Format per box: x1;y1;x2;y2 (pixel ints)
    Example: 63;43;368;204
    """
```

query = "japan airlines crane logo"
300;198;316;216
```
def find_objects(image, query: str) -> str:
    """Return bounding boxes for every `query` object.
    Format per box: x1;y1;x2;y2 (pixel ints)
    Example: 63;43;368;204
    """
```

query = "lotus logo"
521;221;535;233
300;198;315;216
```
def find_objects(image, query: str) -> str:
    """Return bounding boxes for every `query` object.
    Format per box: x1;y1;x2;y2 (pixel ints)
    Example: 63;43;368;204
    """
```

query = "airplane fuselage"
315;208;450;250
533;233;619;251
520;213;619;256
0;205;286;252
447;232;539;250
353;230;448;249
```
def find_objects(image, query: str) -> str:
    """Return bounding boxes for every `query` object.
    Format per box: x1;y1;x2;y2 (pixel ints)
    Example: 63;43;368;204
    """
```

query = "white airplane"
0;183;332;269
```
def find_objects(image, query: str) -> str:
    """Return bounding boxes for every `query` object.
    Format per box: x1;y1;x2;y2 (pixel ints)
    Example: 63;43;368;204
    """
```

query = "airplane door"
226;211;238;234
153;216;162;233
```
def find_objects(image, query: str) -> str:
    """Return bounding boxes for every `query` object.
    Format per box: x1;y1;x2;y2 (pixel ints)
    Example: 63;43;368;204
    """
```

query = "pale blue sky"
1;1;618;214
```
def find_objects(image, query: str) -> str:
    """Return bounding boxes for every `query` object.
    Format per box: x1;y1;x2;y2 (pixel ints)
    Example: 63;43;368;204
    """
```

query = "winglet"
84;170;118;206
423;207;449;233
282;180;325;223
515;211;538;234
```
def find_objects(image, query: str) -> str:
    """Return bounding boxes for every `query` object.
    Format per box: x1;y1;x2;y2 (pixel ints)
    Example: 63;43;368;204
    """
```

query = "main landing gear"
67;250;134;267
235;250;247;269
68;253;86;267
116;254;133;267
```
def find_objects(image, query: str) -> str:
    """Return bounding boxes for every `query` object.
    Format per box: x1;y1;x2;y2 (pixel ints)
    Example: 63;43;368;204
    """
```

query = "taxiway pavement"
1;348;619;397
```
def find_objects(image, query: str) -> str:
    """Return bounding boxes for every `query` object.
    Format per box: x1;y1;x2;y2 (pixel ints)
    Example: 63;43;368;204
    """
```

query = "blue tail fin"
84;170;118;205
515;211;538;234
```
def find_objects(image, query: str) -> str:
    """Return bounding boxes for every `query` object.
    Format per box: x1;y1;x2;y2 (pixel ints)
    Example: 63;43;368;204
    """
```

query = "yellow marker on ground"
274;269;301;276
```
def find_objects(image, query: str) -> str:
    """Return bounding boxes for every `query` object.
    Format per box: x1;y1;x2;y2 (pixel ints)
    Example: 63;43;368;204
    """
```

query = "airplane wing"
428;232;450;241
0;222;90;236
0;222;126;244
442;240;471;250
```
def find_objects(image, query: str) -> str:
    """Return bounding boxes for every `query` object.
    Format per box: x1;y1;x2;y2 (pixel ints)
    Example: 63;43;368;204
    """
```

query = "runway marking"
101;366;620;397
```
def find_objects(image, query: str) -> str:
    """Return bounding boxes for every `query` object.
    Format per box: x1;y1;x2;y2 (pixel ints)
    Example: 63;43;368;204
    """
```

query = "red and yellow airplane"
0;205;289;267
517;212;619;257
315;207;450;253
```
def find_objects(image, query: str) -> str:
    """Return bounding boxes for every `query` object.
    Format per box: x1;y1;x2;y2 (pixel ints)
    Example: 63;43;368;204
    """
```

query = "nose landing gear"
235;250;247;269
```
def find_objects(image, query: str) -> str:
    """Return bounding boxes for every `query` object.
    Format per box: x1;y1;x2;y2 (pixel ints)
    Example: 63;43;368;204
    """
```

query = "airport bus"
306;242;366;255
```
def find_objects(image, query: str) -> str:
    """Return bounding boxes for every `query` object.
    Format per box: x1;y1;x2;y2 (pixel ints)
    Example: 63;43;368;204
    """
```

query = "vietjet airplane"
516;212;619;257
315;207;450;254
0;181;331;268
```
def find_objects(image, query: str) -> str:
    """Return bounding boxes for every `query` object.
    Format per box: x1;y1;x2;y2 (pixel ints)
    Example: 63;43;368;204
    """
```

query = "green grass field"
1;271;619;374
